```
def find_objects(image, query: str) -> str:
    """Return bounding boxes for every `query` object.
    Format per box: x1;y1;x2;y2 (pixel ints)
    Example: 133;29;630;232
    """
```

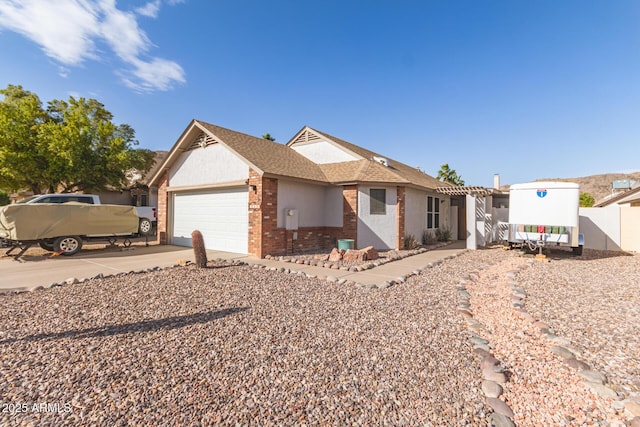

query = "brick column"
342;185;358;247
396;186;406;249
247;169;263;257
261;177;279;256
247;170;280;258
157;171;169;245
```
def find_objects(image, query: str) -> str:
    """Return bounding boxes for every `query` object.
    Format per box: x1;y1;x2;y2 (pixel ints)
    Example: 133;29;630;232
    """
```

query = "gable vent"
188;131;217;151
292;130;322;145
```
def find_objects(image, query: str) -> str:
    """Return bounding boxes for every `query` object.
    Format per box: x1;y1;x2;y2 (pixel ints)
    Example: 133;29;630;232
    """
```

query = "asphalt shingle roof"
308;127;452;189
150;120;450;191
196;121;328;183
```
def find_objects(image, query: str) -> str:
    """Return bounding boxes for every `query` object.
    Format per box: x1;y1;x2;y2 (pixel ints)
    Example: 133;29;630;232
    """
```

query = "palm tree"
437;163;465;186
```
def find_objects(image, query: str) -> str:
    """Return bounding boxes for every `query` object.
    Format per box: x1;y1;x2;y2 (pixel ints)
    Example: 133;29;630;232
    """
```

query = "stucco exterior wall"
621;207;640;252
277;180;343;228
324;186;344;227
169;144;248;187
357;185;397;249
579;206;621;251
405;187;427;241
291;140;359;164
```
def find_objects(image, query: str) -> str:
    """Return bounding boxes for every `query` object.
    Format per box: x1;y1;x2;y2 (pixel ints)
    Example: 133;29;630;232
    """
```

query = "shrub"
404;234;421;250
435;228;451;242
0;192;8;206
422;230;437;245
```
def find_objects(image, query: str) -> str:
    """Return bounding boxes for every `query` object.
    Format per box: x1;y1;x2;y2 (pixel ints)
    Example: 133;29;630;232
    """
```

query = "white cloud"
136;0;161;19
0;0;185;92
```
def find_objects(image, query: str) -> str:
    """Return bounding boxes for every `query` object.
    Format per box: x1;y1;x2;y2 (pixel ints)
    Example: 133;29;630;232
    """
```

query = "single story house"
148;120;455;257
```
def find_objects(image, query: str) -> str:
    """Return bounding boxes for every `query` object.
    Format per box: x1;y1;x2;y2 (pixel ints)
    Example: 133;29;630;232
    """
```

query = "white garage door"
172;188;248;254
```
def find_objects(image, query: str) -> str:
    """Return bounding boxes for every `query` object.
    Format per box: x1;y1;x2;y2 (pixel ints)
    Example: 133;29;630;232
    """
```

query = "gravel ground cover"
3;247;638;426
515;249;640;418
0;249;506;426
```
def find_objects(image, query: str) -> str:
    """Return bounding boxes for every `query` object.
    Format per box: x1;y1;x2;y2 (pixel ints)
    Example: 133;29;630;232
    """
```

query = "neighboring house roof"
594;185;640;207
148;120;451;191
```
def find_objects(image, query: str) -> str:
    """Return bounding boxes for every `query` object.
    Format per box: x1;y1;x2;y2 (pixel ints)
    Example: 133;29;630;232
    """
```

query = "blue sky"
1;0;638;187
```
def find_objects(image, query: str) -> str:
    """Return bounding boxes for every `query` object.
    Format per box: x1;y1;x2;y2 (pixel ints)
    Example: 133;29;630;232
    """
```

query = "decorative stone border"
457;261;640;426
457;272;516;427
504;266;640;426
246;251;463;289
264;242;453;271
0;260;247;295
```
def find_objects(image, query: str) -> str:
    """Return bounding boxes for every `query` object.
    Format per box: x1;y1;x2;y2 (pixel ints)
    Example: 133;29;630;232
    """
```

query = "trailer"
508;181;584;255
0;203;148;259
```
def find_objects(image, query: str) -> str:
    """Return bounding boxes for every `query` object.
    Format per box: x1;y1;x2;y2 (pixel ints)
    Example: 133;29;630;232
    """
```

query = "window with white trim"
427;196;440;229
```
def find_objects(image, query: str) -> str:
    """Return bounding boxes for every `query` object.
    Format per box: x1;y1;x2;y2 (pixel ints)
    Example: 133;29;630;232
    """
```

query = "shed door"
172;189;248;254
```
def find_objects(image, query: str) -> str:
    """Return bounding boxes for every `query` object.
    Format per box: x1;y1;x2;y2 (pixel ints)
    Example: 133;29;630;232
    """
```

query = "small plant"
191;230;208;268
435;227;451;242
422;229;437;245
404;234;421;250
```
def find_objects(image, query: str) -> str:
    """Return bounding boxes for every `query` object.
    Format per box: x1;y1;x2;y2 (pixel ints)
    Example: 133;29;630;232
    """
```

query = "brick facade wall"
247;177;360;257
156;171;169;245
396;186;406;249
342;185;358;247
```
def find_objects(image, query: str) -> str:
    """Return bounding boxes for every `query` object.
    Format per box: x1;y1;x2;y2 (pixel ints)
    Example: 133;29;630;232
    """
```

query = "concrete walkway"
0;241;467;292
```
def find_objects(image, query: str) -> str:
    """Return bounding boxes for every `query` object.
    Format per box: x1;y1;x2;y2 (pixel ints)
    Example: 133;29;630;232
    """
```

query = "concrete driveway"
1;241;468;292
0;243;248;292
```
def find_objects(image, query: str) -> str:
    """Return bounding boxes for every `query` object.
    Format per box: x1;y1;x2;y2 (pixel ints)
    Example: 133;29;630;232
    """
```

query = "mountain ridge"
532;172;640;203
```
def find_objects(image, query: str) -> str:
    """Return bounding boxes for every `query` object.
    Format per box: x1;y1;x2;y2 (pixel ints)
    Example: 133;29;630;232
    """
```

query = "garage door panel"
172;189;248;254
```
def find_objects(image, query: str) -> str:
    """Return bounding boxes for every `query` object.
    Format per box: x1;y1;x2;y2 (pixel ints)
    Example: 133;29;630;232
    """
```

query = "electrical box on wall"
284;208;299;230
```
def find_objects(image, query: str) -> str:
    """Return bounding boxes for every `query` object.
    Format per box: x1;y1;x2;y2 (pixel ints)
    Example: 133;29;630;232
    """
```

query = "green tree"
0;84;49;193
580;192;595;207
0;192;9;206
0;84;155;194
436;163;465;186
262;133;275;141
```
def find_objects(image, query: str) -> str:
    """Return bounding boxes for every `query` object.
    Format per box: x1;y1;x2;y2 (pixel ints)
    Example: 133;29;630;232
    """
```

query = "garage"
171;188;248;254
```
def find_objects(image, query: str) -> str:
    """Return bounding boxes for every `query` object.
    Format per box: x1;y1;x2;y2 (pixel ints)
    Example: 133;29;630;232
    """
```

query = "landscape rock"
625;401;640;417
362;246;379;260
578;370;607;385
583;382;618;399
489;412;515;427
481;380;503;398
482;368;506;384
328;248;344;262
343;249;367;263
564;358;590;371
485;397;514;417
550;345;575;359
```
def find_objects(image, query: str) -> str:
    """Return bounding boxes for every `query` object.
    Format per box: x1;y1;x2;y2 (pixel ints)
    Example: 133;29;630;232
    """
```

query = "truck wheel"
39;240;55;251
138;218;152;235
54;236;83;256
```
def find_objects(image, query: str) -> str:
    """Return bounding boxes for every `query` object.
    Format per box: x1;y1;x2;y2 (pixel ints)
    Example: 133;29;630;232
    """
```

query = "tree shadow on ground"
0;307;249;344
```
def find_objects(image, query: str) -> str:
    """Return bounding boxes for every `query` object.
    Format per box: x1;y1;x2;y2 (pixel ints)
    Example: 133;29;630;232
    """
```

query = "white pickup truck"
17;193;156;235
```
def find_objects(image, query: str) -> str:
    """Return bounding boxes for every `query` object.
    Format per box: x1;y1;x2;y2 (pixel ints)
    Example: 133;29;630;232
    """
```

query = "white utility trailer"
508;181;584;255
